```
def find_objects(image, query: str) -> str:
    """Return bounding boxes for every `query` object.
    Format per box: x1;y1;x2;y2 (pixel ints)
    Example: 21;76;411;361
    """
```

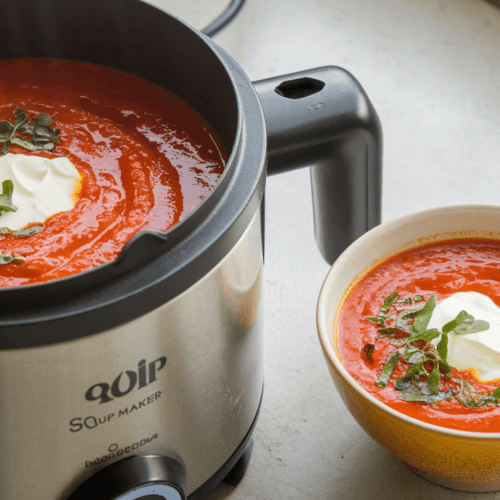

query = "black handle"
253;66;382;265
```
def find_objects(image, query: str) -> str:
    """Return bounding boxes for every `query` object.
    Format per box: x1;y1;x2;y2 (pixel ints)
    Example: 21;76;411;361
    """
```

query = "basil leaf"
408;351;427;364
437;332;449;363
442;310;472;333
455;319;490;336
13;225;44;237
396;359;426;383
0;109;60;155
0;254;13;265
366;316;384;327
375;351;400;388
37;141;56;151
366;292;399;327
401;388;454;403
401;310;420;320
412;295;436;334
381;291;399;311
35;113;53;127
0;120;13;137
492;387;500;400
10;136;38;151
426;361;440;395
0;224;45;237
396;297;413;304
0;180;17;214
377;327;409;337
362;343;375;362
11;108;28;138
442;310;490;336
393;378;412;391
407;328;441;343
455;379;499;407
393;359;428;391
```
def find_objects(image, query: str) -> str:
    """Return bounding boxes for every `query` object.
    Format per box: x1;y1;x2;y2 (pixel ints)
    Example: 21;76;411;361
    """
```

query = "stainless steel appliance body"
0;1;382;499
0;211;264;500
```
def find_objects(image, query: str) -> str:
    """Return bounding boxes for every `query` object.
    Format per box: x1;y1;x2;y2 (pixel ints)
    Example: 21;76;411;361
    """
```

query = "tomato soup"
0;58;227;286
337;238;500;432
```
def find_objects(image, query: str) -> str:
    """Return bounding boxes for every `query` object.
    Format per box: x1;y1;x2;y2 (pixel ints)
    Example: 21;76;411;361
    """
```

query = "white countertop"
152;1;500;498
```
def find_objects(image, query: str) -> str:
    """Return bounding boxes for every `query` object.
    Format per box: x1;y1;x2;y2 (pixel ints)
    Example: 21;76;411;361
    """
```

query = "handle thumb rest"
253;66;382;265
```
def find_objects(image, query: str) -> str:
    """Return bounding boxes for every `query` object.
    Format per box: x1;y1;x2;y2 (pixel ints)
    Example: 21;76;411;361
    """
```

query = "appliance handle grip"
253;66;382;265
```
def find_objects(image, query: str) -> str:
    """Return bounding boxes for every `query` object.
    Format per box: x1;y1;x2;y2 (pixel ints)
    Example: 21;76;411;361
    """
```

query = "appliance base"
188;386;263;499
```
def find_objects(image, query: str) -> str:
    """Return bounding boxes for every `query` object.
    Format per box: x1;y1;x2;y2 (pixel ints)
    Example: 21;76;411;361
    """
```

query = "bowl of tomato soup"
317;204;500;492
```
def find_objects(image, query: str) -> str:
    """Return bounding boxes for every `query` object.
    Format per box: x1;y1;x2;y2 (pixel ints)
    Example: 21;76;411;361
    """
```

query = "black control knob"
68;454;187;500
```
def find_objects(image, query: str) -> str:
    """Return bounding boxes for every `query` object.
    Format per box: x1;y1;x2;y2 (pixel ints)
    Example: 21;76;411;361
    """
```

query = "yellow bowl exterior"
317;205;500;491
319;340;500;491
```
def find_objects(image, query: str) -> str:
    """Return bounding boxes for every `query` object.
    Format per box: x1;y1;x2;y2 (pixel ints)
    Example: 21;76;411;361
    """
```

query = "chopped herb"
455;379;500;408
365;292;494;408
401;310;420;320
0;180;17;216
375;351;400;387
411;295;436;334
362;343;375;362
0;224;45;237
377;327;409;337
406;328;441;344
407;350;427;364
0;254;13;265
441;310;490;336
426;361;441;395
400;387;454;403
395;359;426;386
436;332;448;357
366;291;399;327
456;319;490;335
10;136;38;151
0;108;60;154
0;250;27;266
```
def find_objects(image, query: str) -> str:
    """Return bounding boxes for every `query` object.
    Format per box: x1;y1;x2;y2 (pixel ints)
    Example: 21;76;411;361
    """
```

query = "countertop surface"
152;1;500;498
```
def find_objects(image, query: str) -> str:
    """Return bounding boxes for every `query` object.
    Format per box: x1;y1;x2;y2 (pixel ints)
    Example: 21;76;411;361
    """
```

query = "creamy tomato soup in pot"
0;58;227;287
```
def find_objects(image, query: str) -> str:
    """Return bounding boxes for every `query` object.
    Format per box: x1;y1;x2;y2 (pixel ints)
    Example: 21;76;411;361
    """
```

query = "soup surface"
337;238;500;432
0;58;227;286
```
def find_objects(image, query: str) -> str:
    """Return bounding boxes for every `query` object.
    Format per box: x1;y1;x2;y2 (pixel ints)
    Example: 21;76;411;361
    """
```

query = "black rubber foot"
222;438;254;486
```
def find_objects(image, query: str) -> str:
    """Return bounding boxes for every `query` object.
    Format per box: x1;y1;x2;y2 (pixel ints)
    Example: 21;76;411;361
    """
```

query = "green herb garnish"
366;291;399;327
0;249;25;266
0;224;45;267
442;310;490;336
366;292;497;408
0;224;44;237
0;180;17;216
375;351;400;387
411;295;436;334
455;379;500;408
0;108;60;154
362;343;375;362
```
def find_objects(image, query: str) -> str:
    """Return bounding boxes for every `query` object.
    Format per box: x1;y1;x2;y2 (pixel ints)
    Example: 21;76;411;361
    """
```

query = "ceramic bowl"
317;204;500;492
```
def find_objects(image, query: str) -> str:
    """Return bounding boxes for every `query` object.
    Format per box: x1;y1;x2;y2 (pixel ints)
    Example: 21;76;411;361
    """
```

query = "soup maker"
0;1;382;499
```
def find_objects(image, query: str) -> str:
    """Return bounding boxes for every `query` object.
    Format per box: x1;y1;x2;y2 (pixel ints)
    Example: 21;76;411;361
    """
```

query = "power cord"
201;0;247;37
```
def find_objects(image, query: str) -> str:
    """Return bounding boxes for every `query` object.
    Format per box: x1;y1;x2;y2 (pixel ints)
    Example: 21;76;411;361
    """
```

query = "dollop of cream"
429;292;500;382
0;153;81;230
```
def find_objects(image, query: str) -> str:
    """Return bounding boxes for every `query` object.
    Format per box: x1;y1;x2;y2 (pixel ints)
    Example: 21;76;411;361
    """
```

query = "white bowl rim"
317;203;500;439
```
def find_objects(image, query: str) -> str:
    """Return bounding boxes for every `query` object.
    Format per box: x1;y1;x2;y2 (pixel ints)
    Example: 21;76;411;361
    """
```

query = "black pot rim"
0;0;267;347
